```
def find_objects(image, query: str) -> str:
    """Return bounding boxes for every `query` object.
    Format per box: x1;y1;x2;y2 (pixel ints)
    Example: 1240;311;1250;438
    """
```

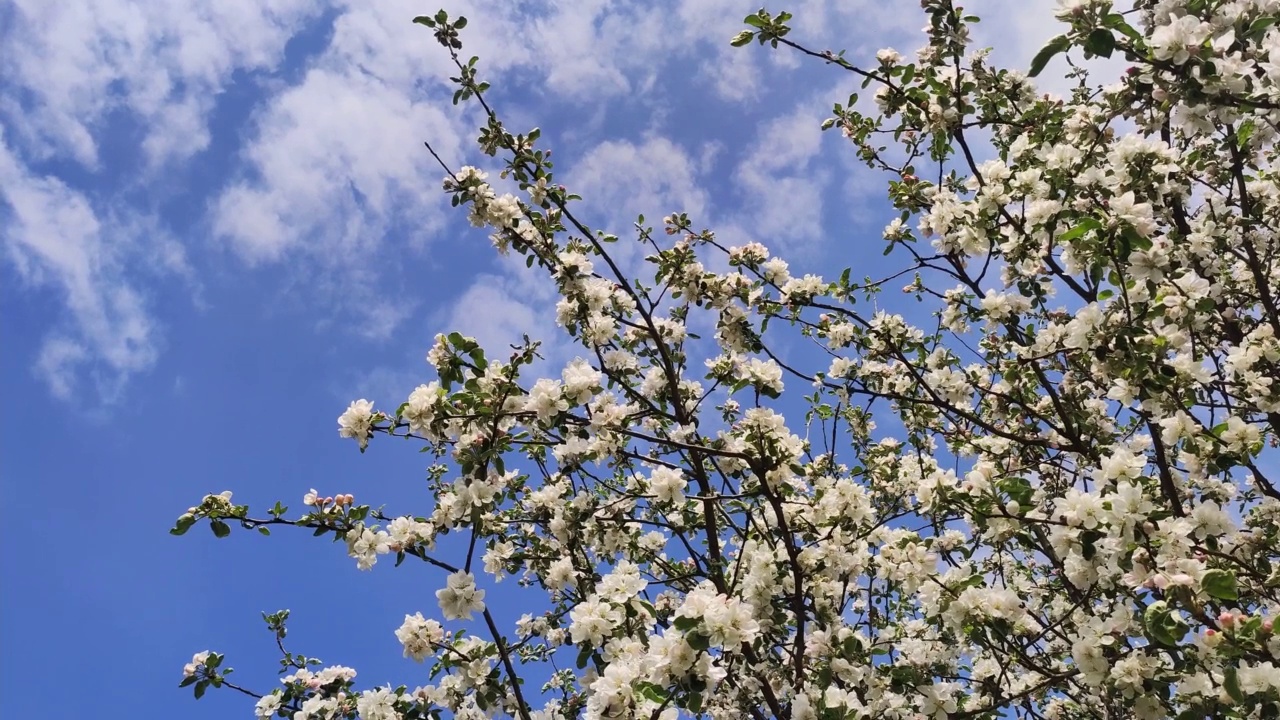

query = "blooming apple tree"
175;1;1280;718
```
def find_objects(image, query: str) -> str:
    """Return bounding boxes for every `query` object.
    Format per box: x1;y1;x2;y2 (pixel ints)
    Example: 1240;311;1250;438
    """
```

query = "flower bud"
1203;629;1223;648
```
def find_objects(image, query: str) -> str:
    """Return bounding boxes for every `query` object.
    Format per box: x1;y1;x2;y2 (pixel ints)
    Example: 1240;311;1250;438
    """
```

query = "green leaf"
412;15;436;27
171;514;197;536
1057;217;1100;243
686;632;711;651
1080;530;1100;561
1201;569;1239;600
1223;666;1245;703
743;13;768;28
672;615;700;632
730;30;755;47
1143;601;1188;647
194;680;208;699
1247;16;1277;40
636;682;668;703
453;16;467;29
998;477;1033;507
1118;226;1143;260
1237;120;1257;146
1102;13;1142;41
1029;35;1070;77
210;520;231;538
575;646;592;669
1085;28;1115;58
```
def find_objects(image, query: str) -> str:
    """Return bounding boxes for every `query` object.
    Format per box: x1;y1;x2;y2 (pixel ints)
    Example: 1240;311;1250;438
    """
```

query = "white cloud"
734;99;833;254
0;0;1109;405
0;132;166;400
1;0;327;168
569;135;710;226
204;0;490;342
212;68;461;264
443;274;552;360
975;0;1133;98
0;0;327;401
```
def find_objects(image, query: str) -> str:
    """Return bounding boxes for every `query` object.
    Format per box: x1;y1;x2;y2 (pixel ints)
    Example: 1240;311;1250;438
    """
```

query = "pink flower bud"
1219;611;1235;628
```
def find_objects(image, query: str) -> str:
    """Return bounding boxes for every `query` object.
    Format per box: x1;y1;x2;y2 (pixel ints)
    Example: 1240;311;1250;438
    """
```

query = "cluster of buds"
1218;610;1273;633
304;489;355;510
1201;611;1274;649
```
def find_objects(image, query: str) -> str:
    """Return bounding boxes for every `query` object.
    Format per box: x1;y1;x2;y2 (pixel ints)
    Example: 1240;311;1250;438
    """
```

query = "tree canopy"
176;1;1280;718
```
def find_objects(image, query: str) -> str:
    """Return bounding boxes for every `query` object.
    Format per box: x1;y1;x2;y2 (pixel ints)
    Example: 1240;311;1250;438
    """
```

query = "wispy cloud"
0;0;1118;404
0;132;168;400
212;68;461;264
1;0;327;168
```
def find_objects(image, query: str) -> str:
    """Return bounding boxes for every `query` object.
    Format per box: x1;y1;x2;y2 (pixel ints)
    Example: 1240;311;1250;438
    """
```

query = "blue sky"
0;1;1076;717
